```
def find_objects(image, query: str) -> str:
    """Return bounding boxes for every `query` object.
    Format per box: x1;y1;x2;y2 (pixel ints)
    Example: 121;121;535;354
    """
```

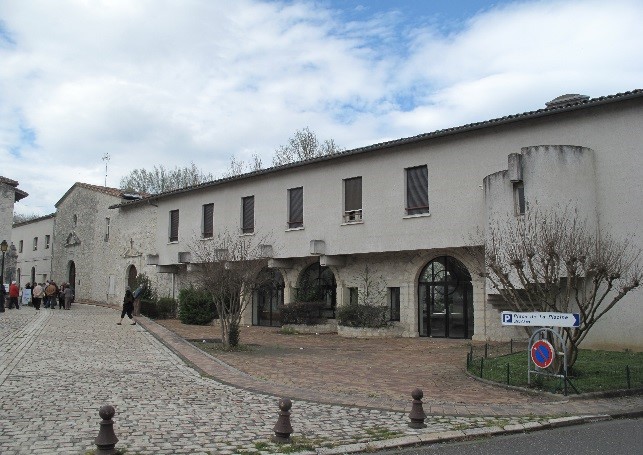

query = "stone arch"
296;262;337;319
417;255;474;339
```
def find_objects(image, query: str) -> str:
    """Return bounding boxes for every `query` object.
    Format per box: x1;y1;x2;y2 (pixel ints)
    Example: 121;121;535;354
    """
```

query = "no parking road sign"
531;339;555;369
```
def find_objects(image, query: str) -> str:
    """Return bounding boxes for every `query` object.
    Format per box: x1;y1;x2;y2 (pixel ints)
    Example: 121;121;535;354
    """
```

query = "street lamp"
0;239;7;285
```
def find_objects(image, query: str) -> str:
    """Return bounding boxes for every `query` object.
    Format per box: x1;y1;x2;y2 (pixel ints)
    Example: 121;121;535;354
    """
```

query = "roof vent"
545;94;590;109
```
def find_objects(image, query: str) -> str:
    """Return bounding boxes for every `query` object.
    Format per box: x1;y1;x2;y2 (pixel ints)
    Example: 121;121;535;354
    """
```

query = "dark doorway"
296;262;337;318
31;267;36;285
68;261;76;288
127;265;137;290
253;268;284;327
418;256;473;339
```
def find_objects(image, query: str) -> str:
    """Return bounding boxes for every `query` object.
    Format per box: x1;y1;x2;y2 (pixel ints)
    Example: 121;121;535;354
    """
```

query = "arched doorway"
253;268;284;327
296;262;337;318
127;265;137;289
418;256;473;339
68;261;76;288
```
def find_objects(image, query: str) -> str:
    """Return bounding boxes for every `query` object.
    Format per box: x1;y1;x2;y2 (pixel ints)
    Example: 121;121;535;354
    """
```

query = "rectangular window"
348;287;359;305
287;187;304;229
104;218;110;242
169;209;179;242
33;237;38;251
514;182;525;215
344;177;362;222
202;203;214;238
242;196;254;234
19;240;23;253
405;165;429;215
45;235;50;249
389;287;401;321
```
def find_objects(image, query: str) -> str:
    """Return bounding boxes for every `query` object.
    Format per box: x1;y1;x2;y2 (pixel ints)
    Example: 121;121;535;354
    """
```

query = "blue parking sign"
502;313;513;324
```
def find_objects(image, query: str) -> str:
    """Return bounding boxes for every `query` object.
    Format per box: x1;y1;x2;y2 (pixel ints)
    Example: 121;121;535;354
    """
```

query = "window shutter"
169;210;179;242
242;196;254;233
202;203;214;238
406;166;429;214
288;187;303;228
344;177;362;211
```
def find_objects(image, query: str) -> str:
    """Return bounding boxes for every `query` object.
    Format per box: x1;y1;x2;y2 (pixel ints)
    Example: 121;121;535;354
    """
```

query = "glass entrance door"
418;256;473;339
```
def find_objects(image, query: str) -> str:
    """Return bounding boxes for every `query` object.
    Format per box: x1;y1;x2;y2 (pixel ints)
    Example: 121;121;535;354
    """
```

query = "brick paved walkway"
0;303;640;455
149;317;643;417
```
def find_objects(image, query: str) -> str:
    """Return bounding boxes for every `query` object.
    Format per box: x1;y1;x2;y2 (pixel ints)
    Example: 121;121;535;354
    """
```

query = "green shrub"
139;298;159;318
281;301;327;325
156;297;177;319
337;303;389;328
178;287;216;325
139;298;176;319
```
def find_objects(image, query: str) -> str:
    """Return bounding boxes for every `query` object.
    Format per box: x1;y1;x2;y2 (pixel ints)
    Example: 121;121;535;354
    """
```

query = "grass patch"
279;327;299;335
364;427;404;440
468;348;643;393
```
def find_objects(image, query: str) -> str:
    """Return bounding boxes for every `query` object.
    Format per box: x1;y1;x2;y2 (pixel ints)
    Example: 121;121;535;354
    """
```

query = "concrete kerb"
315;415;615;455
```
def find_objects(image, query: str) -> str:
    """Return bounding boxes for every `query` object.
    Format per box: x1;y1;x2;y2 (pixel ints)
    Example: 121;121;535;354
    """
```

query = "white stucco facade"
6;90;643;350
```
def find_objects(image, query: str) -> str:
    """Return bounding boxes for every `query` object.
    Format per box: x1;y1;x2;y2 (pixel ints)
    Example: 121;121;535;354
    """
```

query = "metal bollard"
272;398;294;443
94;405;119;455
408;388;427;428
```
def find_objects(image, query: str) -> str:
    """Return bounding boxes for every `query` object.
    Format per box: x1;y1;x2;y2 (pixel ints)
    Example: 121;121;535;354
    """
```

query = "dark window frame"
389;287;401;321
202;203;214;238
343;176;363;222
405;165;429;215
514;182;525;216
287;187;304;229
242;196;255;234
169;209;179;242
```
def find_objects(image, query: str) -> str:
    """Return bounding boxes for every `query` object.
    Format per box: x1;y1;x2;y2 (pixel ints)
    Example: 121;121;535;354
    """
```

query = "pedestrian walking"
32;283;44;310
117;286;136;325
0;284;5;312
8;281;20;309
64;285;74;310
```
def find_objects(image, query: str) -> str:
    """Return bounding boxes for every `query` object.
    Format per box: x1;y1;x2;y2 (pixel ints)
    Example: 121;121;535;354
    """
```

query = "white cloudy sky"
1;0;642;216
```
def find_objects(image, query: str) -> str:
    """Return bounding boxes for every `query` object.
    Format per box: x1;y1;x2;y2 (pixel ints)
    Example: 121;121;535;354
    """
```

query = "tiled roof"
55;182;130;207
0;175;29;201
111;88;643;209
12;213;56;228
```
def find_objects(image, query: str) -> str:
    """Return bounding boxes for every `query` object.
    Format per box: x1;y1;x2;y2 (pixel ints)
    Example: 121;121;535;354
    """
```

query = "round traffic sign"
531;339;555;369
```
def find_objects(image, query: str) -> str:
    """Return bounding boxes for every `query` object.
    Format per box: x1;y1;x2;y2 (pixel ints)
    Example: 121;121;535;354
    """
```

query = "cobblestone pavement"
0;304;640;455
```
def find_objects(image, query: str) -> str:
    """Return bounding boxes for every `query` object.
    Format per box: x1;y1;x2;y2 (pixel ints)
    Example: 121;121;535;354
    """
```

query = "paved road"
0;304;554;455
373;417;643;455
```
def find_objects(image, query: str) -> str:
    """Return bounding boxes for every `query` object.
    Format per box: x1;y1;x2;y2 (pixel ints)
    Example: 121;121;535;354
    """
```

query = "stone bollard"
272;398;293;443
408;388;427;428
94;405;119;455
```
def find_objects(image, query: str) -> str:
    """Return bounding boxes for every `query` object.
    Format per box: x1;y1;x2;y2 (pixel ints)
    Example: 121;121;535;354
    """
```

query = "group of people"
0;281;21;311
0;280;74;311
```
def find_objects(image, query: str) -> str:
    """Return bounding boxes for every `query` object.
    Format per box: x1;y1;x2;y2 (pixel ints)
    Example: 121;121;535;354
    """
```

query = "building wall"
12;216;55;285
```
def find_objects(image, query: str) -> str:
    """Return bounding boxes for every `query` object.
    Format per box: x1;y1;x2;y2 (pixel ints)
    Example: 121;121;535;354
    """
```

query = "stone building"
0;176;28;284
9;89;643;350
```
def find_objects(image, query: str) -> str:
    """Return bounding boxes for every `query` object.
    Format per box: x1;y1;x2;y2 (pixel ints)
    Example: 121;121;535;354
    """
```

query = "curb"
315;414;625;454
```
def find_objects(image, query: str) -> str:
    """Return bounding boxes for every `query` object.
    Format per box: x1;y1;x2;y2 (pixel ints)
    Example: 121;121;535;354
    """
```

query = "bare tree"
272;127;344;166
189;231;270;347
13;212;43;224
222;154;263;178
120;162;214;194
469;207;641;369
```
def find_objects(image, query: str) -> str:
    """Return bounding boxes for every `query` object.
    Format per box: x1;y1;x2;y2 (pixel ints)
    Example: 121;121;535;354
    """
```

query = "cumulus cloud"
0;0;642;215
